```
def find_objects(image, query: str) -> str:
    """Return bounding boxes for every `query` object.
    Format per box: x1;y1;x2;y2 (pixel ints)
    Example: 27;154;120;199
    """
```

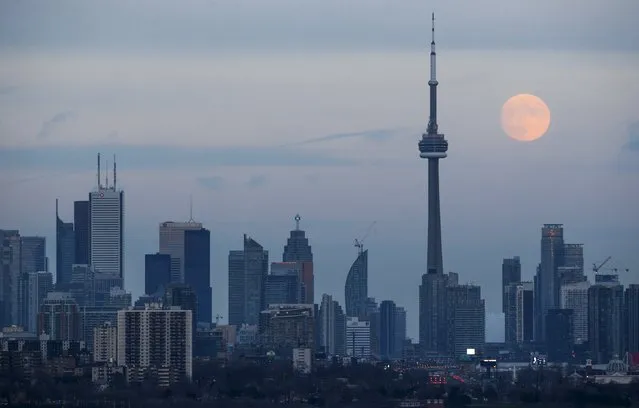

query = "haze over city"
1;0;638;341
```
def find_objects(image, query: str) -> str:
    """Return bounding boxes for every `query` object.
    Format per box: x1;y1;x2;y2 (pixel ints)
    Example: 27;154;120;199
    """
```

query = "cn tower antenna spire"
427;12;439;135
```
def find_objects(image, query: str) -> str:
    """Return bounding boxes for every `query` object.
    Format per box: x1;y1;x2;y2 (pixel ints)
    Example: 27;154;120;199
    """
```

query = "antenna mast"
97;153;101;189
105;159;109;189
188;195;195;223
113;154;117;190
295;214;301;230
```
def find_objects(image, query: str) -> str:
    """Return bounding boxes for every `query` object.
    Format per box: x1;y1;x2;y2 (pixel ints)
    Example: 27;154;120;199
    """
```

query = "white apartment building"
117;304;192;385
561;281;591;344
93;321;117;363
346;316;370;359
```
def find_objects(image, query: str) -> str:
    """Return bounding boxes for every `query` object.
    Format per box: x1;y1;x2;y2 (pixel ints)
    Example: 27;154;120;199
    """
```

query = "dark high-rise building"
164;283;198;337
379;300;396;360
228;235;268;326
56;200;75;286
418;14;449;354
282;215;314;304
319;294;346;356
184;228;211;325
446;284;485;357
283;214;313;262
344;248;368;318
502;257;521;313
19;236;47;328
536;224;564;341
560;244;585;285
394;307;407;359
73;201;89;265
0;230;21;326
588;279;624;363
145;253;171;295
626;284;639;354
545;309;574;362
264;273;300;307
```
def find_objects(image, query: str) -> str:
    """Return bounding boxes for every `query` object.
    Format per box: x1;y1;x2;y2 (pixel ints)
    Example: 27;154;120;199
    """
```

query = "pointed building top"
294;214;301;230
431;12;435;44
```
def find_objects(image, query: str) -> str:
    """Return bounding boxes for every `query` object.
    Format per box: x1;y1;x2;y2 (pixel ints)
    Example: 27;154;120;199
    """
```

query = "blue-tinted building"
184;228;212;325
145;253;171;295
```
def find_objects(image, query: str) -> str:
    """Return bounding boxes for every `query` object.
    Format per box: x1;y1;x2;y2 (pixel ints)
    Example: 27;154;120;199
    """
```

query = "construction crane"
354;221;377;254
592;256;612;274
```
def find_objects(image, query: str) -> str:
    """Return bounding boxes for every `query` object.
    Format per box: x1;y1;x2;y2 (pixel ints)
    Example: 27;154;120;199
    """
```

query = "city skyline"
1;0;638;341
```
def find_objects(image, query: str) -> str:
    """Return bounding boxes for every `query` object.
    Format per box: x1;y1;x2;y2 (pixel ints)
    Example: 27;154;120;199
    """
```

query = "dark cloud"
197;176;225;190
0;144;356;172
245;175;267;188
624;121;639;152
284;128;403;147
36;111;75;139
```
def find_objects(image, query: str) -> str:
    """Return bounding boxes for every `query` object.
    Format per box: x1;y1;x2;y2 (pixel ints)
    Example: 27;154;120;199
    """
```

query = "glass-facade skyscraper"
184;228;212;325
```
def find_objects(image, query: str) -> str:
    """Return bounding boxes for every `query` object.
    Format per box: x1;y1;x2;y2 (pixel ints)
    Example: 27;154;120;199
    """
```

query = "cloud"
245;175;267;188
36;111;76;139
623;121;639;152
197;176;225;190
285;128;403;147
0;85;19;95
0;144;356;172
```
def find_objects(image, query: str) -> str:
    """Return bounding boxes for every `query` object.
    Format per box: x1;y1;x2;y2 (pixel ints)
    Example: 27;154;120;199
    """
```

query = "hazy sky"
1;0;638;341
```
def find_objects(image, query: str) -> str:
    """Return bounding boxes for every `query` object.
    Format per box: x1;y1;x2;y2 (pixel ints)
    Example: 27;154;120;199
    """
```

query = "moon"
501;94;551;142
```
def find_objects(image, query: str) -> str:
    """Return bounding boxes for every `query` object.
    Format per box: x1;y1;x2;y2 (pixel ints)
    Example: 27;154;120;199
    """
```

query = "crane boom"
593;256;612;273
354;221;377;254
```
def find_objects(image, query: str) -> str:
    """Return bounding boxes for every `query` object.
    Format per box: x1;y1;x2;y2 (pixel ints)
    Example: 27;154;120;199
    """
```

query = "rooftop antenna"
97;153;101;189
188;194;195;223
55;198;59;219
105;158;109;189
295;214;301;230
113;154;117;190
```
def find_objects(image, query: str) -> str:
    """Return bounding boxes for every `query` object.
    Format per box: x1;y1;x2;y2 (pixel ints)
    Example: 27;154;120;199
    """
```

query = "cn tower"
419;13;448;276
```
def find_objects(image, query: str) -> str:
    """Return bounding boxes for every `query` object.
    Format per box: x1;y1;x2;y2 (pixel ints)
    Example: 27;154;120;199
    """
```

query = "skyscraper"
625;284;639;354
446;284;485;357
27;271;53;333
394;306;407;359
265;263;301;307
418;14;449;354
319;293;345;356
145;253;171;295
38;291;81;341
228;235;268;326
159;221;203;283
561;281;590;345
19;236;46;328
89;156;124;279
379;300;397;360
588;278;624;363
282;215;314;304
344;248;368;319
0;230;21;326
502;257;521;313
184;227;212;325
536;224;564;341
73;200;89;265
56;200;75;286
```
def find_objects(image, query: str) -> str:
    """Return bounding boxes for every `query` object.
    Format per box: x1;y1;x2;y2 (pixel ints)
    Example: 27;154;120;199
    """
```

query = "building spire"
294;214;301;230
427;12;439;135
188;194;195;223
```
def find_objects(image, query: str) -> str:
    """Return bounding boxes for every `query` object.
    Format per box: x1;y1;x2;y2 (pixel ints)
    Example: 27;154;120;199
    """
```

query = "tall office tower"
228;235;268;326
536;224;565;341
561;281;590;345
38;292;81;341
93;321;117;363
73;200;89;265
517;282;534;344
344;247;368;318
184;228;212;325
346;317;371;359
418;15;449;355
503;283;519;345
17;236;46;328
144;253;171;295
159;221;202;283
588;277;624;363
446;284;485;357
259;304;315;355
502;257;521;313
379;300;397;360
545;309;574;362
419;273;448;353
368;304;381;358
117;303;193;384
27;271;53;333
0;231;21;327
89;156;124;279
394;307;407;359
283;215;314;304
265;263;301;307
164;283;198;336
56;200;75;286
560;244;585;285
625;284;639;353
319;294;345;356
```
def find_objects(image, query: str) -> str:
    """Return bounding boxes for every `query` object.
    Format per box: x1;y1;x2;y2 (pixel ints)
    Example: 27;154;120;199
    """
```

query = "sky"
1;0;638;342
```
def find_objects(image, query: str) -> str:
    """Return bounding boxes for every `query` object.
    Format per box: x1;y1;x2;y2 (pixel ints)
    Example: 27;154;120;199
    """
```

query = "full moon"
501;94;551;142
